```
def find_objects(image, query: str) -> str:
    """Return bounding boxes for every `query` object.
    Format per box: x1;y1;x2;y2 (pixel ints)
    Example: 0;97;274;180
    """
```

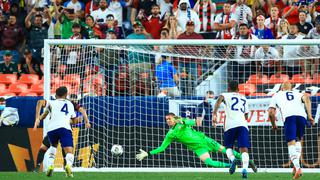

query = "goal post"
43;39;320;172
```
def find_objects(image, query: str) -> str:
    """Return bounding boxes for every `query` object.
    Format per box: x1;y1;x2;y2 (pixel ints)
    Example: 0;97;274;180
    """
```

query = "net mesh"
47;41;320;169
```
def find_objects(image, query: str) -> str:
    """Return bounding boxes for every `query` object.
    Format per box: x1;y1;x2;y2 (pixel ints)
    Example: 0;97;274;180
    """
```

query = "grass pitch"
1;172;320;180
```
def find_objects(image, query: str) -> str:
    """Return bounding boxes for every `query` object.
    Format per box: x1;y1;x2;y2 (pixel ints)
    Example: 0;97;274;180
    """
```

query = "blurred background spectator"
155;55;180;97
18;49;43;77
195;90;214;127
0;14;24;63
163;15;182;39
193;0;216;39
251;15;274;39
174;0;200;33
25;7;51;62
0;50;18;75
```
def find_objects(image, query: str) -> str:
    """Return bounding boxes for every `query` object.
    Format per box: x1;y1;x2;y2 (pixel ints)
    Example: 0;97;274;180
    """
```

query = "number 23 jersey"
221;93;249;131
268;91;307;120
46;99;77;132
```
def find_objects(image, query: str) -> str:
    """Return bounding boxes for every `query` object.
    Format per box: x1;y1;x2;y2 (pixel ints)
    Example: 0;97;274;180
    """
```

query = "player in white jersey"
213;80;251;179
34;86;77;177
268;82;314;179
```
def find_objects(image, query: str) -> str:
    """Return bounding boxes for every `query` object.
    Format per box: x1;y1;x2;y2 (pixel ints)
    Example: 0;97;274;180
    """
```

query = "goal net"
44;39;320;171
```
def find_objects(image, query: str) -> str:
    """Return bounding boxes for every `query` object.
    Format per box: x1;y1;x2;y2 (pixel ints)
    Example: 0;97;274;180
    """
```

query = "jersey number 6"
286;92;294;101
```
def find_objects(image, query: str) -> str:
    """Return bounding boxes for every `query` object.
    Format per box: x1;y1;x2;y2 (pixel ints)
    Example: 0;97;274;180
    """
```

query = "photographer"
57;5;82;39
25;7;51;63
282;0;300;25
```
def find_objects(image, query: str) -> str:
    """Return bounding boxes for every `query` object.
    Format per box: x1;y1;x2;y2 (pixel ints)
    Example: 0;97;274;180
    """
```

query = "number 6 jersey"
268;91;307;121
221;93;249;132
45;99;77;132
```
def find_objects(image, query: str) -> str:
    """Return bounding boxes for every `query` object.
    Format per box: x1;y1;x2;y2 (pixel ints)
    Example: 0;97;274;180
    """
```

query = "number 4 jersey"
46;99;77;132
221;92;249;132
268;91;307;120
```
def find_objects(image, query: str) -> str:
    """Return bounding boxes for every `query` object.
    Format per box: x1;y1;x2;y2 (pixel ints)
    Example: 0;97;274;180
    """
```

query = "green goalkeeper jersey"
149;117;211;155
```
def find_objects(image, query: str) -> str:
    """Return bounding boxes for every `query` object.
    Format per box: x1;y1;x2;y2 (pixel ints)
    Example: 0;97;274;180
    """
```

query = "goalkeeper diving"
136;113;257;171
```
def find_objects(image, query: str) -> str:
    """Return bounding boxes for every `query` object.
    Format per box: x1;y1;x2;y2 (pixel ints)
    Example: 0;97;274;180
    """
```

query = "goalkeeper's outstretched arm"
136;134;173;161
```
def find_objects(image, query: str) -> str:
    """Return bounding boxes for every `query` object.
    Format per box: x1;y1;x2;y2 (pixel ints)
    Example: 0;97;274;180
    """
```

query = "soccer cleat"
242;169;248;179
293;168;302;179
46;165;54;177
249;160;258;173
33;164;40;173
229;159;238;175
65;165;73;178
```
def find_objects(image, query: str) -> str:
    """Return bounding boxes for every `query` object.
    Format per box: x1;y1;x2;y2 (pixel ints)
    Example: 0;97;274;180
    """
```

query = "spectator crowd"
0;0;320;96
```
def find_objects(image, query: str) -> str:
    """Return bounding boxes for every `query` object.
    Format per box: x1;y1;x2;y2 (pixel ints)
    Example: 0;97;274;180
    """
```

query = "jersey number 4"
231;97;246;113
61;103;69;115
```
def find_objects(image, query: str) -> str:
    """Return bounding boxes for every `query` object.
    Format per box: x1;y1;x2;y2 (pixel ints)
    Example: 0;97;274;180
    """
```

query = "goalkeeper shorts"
194;138;222;157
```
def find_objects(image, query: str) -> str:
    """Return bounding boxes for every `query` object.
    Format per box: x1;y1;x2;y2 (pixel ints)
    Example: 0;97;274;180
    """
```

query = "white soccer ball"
111;144;123;156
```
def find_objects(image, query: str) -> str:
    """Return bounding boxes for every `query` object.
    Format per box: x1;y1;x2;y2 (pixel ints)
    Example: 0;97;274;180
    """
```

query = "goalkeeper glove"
136;149;148;161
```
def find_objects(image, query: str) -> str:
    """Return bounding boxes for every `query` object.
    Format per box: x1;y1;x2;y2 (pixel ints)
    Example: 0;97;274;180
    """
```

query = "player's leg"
209;137;257;173
284;117;302;179
62;148;67;168
195;149;231;168
223;128;239;174
237;127;251;179
60;128;74;177
206;137;242;160
46;131;59;177
292;116;307;179
33;135;50;172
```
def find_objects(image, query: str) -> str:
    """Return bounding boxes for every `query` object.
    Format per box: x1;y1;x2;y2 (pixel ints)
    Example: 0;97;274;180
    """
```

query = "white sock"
241;152;249;171
288;145;300;169
295;142;302;160
65;153;74;167
47;147;57;167
226;148;235;162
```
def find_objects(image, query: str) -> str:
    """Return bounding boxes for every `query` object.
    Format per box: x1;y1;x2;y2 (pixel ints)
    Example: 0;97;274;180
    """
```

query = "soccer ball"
111;144;123;156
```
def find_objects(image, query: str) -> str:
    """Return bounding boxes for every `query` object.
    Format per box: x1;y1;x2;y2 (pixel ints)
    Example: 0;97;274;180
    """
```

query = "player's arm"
78;107;91;128
302;95;315;126
268;95;278;130
212;95;224;127
33;100;47;130
268;107;277;130
136;132;173;161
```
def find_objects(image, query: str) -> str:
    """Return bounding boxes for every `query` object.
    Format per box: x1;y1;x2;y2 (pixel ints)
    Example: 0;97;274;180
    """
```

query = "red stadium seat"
19;92;38;96
0;83;7;93
0;92;16;96
63;74;81;86
239;83;256;96
0;74;17;85
19;74;40;85
247;74;269;84
269;74;289;84
8;83;29;94
290;74;312;84
30;83;44;94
